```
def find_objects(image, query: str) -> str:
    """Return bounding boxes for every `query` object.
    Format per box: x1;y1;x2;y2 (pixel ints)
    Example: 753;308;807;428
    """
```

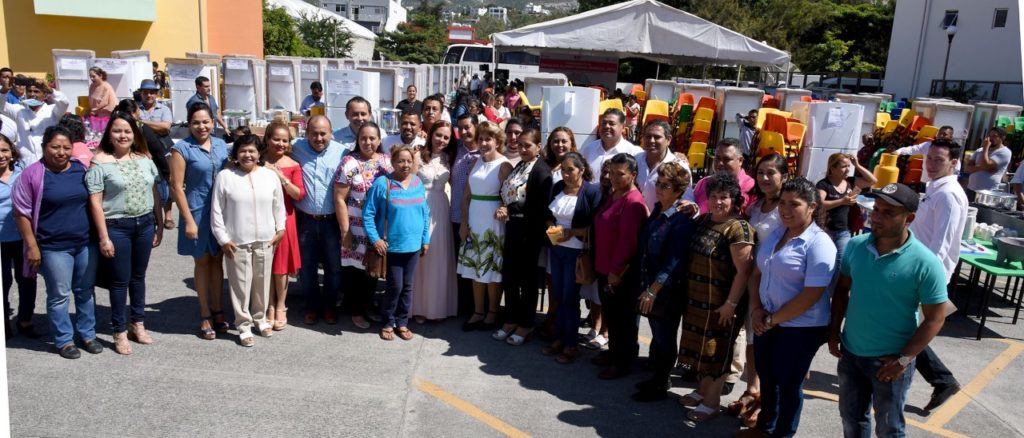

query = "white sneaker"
586;334;608;350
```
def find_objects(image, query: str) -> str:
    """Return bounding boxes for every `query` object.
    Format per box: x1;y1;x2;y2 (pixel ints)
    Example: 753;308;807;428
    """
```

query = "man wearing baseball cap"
827;183;951;437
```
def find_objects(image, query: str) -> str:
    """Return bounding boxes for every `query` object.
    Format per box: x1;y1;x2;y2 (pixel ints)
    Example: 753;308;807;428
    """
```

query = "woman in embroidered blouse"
169;102;230;340
592;153;649;380
411;121;458;323
493;128;552;346
335;121;392;329
210;135;286;347
262;121;305;331
363;146;430;341
678;173;755;424
86;111;163;355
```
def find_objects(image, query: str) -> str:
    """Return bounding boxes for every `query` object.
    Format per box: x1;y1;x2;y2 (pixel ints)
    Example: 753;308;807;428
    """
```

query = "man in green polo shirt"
827;183;951;437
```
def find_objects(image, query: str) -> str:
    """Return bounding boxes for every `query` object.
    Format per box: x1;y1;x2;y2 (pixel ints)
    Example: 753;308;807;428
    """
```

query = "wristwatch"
763;313;773;327
897;355;913;367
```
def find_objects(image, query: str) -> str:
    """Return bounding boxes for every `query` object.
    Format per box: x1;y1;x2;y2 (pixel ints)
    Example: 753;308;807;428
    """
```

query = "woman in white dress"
411;121;458;322
457;121;513;331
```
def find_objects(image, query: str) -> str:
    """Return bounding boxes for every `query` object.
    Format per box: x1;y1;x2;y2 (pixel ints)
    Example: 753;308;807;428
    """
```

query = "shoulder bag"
575;228;596;285
364;179;390;279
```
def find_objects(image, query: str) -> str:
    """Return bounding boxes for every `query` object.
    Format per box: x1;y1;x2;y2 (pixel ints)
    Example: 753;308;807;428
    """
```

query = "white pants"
226;241;273;335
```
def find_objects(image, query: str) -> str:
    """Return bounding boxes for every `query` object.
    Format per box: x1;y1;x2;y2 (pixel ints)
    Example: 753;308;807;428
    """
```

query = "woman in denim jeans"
0;134;39;339
86;111;163;355
12;126;101;359
815;153;875;265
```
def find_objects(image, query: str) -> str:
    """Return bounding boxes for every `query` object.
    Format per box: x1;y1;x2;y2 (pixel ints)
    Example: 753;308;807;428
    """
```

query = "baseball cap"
138;79;159;91
865;183;919;213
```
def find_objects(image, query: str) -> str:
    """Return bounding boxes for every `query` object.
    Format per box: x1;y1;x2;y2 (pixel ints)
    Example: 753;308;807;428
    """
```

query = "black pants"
916;345;958;388
452;222;474;316
598;272;640;369
501;218;542;327
1;240;37;324
648;305;683;385
342;266;376;317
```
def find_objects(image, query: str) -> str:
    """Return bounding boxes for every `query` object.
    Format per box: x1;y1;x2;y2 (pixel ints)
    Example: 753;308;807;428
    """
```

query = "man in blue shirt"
292;115;345;326
186;76;227;132
299;81;325;116
828;183;950;438
332;96;372;155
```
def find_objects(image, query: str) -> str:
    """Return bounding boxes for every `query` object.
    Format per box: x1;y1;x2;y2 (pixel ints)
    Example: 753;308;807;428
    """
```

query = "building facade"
883;0;1022;104
319;0;406;34
0;0;263;77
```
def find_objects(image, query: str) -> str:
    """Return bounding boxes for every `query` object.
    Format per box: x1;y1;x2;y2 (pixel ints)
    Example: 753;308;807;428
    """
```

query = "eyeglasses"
656;183;676;190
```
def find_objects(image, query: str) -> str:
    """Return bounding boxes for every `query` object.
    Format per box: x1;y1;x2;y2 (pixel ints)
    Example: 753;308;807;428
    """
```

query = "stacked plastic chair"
643;100;671;125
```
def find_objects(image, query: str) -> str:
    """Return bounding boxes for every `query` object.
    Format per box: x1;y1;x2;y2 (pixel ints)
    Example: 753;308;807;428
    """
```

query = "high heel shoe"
462;312;485;332
212;310;230;333
506;328;532;346
479;310;500;332
199;317;216;340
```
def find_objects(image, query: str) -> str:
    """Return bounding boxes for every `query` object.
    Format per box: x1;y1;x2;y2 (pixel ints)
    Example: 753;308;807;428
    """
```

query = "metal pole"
941;34;954;97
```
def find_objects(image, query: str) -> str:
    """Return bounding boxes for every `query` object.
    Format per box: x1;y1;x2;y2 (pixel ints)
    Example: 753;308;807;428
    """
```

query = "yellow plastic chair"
694;107;714;122
643;100;670;125
876;112;891;129
915;125;939;141
757;108;781;130
675;122;689;136
518;91;531;109
786;122;806;146
898;109;915;128
758;131;786;157
599;99;623;114
883;120;899;134
693;118;712;133
688;141;708;170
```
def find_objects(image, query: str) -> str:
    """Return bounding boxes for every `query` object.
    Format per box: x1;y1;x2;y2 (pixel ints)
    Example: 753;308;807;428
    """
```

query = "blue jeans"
647;305;682;384
550;246;582;347
754;325;827;438
40;244;99;348
838;348;915;438
830;229;851;266
158;180;170;206
2;240;37;324
297;212;341;314
382;251;419;328
106;215;156;332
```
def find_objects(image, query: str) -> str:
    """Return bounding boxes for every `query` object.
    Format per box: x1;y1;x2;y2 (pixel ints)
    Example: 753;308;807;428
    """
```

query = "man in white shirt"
906;138;966;412
0;82;69;164
635;119;692;211
893;125;959;183
382;111;425;154
581;108;642;178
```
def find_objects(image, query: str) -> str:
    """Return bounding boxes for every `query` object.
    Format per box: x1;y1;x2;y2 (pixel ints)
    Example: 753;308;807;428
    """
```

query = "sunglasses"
656;183;676;190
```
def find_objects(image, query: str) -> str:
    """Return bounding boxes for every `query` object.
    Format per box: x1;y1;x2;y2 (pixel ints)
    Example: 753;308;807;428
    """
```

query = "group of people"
0;70;972;437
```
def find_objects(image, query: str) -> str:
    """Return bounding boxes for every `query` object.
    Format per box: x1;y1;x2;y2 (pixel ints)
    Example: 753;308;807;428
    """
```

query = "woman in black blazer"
494;129;553;345
540;151;602;363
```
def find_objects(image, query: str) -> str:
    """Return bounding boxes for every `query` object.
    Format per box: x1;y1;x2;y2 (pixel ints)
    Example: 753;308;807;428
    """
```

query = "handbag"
575;228;596;285
364;179;390;279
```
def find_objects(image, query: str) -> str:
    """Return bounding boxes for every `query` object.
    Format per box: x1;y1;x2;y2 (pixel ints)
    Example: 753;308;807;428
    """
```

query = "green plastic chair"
677;104;693;123
1015;116;1024;128
997;116;1012;127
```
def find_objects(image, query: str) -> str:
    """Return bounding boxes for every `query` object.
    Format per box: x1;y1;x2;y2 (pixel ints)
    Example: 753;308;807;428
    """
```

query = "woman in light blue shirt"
746;177;836;438
0;133;38;339
169;102;229;340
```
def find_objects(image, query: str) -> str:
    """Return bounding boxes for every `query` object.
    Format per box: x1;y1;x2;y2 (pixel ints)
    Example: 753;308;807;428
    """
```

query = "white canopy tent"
266;0;377;60
492;0;790;68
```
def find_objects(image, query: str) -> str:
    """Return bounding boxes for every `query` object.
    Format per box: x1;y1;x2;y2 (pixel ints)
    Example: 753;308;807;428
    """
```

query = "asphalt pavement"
5;226;1024;437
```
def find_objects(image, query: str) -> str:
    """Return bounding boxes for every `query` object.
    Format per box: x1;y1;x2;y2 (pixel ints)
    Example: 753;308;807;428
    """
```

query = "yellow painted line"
413;378;532;438
926;339;1024;428
907;419;971;438
803;389;839;402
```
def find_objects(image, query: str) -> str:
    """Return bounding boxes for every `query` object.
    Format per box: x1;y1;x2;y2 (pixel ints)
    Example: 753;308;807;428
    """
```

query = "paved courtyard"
5;231;1024;437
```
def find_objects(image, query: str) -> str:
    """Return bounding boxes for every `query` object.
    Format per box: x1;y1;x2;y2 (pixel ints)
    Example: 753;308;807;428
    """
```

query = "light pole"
940;25;957;97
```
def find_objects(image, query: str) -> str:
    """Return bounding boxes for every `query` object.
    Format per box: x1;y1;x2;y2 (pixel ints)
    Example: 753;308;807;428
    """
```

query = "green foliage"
295;12;354;58
262;1;318;57
376;6;448;63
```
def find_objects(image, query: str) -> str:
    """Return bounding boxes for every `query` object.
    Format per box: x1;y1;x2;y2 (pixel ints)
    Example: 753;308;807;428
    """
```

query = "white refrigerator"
324;69;380;134
265;56;302;113
52;49;95;107
798;102;865;182
715;87;764;141
541;86;600;148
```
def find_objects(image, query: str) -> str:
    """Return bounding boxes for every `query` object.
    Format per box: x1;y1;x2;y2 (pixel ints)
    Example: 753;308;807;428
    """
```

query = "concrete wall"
206;0;264;58
883;0;1022;103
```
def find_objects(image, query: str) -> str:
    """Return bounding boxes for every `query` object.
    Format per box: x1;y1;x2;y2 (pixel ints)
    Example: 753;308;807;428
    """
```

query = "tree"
377;6;448;63
296;12;354;58
263;1;318;57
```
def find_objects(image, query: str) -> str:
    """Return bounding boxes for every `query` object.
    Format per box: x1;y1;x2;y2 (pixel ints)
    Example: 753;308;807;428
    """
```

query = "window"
335;5;341;12
339;5;346;13
463;47;493;63
443;46;465;65
941;10;958;29
994;8;1008;28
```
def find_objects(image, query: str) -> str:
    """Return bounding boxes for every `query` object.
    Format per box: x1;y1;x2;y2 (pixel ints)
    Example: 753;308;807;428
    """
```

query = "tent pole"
736;65;743;85
702;64;708;80
656;63;661;79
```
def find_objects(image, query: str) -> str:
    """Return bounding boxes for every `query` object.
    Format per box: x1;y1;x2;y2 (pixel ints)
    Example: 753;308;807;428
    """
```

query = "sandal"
413;316;427;325
541;340;564;356
163;219;175;229
199;317;216;340
680;391;704;407
212;310;230;333
687;404;722;423
727;391;760;415
379;327;395;341
273;308;288;331
351;315;371;330
556;346;579;364
396;327;413;341
741;399;761;428
461;312;485;332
